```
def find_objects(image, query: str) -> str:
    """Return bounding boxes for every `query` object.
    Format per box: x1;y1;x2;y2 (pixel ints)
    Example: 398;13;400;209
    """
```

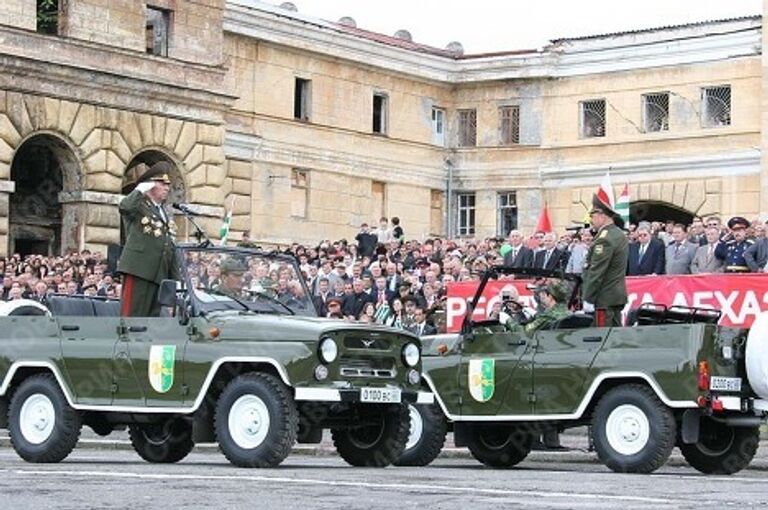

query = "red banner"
445;274;768;332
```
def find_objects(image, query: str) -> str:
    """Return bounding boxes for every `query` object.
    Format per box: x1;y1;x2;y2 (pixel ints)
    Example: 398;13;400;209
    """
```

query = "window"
458;109;477;147
430;189;444;235
499;106;520;145
294;78;311;121
431;108;445;146
643;93;669;132
580;99;606;138
702;85;731;127
372;93;388;134
457;193;476;236
497;192;518;236
290;169;309;218
37;0;59;35
146;6;171;57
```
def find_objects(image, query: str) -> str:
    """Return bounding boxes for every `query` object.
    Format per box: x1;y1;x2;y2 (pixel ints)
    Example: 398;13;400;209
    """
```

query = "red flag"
536;203;553;233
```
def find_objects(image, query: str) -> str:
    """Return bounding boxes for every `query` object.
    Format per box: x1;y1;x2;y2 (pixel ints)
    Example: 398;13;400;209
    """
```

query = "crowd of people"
2;212;764;334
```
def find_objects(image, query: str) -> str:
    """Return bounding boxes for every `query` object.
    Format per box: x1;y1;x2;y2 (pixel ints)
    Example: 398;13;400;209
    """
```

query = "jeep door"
113;317;189;407
457;323;534;416
530;327;609;415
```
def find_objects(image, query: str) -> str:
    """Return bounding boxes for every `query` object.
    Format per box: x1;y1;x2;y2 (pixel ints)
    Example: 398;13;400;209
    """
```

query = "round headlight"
402;343;420;367
314;365;329;381
319;337;338;364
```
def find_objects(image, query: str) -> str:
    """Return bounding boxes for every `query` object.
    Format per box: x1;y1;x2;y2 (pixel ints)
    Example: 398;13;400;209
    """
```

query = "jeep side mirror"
157;279;178;307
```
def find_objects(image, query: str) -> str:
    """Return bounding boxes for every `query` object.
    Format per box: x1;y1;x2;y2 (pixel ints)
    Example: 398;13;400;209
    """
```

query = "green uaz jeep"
398;267;767;474
0;245;431;468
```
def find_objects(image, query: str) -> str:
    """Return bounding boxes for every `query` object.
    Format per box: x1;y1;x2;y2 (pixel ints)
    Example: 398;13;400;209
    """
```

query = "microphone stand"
179;210;211;248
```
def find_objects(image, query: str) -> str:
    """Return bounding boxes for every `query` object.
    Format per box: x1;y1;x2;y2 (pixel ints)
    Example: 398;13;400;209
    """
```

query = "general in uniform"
715;216;753;273
582;194;628;327
118;162;179;317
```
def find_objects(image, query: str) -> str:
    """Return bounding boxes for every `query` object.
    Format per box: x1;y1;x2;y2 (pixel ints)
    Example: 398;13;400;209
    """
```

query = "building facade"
0;0;765;257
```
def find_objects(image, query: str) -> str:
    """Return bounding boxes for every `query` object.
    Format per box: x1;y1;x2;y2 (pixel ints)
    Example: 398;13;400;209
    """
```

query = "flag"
536;203;553;233
219;196;236;246
596;172;615;209
616;183;630;226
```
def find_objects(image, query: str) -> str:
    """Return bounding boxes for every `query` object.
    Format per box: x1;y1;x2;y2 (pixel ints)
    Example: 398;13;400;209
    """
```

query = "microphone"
172;203;202;216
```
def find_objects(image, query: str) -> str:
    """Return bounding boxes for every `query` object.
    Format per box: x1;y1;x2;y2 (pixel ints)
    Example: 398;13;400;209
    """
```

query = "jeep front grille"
339;357;396;378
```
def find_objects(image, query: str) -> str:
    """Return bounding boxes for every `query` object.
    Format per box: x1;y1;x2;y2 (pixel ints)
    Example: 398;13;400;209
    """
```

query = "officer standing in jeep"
581;194;628;326
117;162;179;317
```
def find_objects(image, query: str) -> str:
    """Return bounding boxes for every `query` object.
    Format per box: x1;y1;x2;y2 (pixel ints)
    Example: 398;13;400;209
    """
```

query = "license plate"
360;387;402;403
710;376;742;392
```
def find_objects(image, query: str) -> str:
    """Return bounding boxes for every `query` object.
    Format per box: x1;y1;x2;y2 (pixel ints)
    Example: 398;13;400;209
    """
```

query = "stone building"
0;0;765;257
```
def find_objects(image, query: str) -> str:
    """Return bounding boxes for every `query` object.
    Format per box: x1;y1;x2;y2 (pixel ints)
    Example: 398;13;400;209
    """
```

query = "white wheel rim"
19;393;56;445
605;404;650;456
228;395;270;449
405;405;424;451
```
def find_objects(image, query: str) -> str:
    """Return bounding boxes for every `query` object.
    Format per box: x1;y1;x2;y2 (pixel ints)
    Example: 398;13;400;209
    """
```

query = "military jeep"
398;267;768;474
0;245;431;468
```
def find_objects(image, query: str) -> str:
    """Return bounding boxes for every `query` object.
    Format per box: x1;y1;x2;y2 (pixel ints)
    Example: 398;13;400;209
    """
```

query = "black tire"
592;384;676;473
680;419;760;474
331;403;410;467
129;419;194;463
8;373;81;463
394;403;448;466
465;423;534;468
215;373;298;468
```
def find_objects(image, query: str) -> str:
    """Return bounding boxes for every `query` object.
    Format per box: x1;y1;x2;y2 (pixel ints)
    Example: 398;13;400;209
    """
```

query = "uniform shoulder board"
726;239;737;245
746;239;755;244
599;230;608;239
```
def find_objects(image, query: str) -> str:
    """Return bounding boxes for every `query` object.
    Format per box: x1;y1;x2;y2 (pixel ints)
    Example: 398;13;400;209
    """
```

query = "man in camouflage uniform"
500;281;570;333
118;162;179;317
217;258;247;298
582;194;628;327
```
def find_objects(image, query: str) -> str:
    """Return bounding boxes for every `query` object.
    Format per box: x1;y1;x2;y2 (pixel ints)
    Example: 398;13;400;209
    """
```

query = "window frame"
579;99;607;138
456;192;476;237
372;92;389;135
499;105;521;145
497;191;518;237
701;85;732;128
146;5;172;57
431;107;446;146
642;92;670;133
294;77;312;122
458;109;477;147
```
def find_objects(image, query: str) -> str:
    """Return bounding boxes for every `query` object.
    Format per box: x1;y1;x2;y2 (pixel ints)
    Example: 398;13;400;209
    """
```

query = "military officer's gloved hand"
582;301;595;313
498;310;511;325
135;182;155;194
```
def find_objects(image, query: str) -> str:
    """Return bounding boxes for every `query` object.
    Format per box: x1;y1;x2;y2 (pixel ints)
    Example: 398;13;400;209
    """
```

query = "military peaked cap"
138;161;173;185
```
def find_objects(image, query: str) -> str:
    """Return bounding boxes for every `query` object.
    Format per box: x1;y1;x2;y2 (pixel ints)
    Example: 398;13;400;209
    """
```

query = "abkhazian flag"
219;196;236;246
596;172;615;209
616;183;630;226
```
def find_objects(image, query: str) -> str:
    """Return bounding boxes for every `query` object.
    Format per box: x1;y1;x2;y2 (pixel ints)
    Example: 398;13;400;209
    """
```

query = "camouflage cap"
220;257;247;275
543;281;569;303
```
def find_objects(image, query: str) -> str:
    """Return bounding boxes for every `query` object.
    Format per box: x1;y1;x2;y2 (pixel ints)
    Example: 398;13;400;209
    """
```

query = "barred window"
580;99;606;138
499;106;520;145
294;78;312;121
458;109;477;147
497;192;518;236
702;85;731;127
37;0;60;35
291;169;309;218
457;193;476;236
643;93;669;132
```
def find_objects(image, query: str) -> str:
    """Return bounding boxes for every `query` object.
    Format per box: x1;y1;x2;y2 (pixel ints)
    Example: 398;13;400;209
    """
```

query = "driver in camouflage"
500;281;569;333
118;162;179;317
217;258;247;297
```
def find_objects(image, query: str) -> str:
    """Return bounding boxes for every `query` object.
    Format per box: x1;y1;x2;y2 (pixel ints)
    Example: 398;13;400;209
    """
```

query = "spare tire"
0;299;50;317
746;312;768;400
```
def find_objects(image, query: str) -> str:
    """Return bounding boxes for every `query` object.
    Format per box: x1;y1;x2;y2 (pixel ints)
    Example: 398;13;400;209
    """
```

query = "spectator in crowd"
565;228;592;274
326;296;344;318
391;217;404;243
745;219;768;272
355;223;378;259
665;224;698;275
716;216;754;273
312;277;331;316
533;232;568;270
688;216;707;246
503;229;534;268
373;217;394;244
691;226;725;274
408;306;437;336
342;278;374;319
627;222;665;276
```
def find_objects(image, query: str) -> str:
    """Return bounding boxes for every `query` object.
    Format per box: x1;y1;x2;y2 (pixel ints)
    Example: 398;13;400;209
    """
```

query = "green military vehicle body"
398;267;768;474
0;245;431;468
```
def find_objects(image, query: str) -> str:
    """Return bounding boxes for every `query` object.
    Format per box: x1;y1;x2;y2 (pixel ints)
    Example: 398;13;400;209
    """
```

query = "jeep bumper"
294;387;434;404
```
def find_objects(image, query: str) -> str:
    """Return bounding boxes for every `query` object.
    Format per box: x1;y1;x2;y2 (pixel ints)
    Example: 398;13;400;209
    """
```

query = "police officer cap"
543;281;569;303
138;161;173;185
727;216;749;230
221;258;246;275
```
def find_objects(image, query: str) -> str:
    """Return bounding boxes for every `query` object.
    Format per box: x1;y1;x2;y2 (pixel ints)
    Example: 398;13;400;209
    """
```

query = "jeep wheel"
332;403;409;467
592;384;675;473
465;423;534;468
129;419;194;463
8;374;81;463
394;403;448;466
680;418;759;474
215;373;298;468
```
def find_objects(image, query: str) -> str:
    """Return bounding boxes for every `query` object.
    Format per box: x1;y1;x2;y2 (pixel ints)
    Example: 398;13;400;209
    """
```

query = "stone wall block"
231;177;251;196
684;181;706;212
0;114;21;148
649;183;662;201
203;145;225;166
672;182;687;208
0;138;14;165
164;119;184;152
85;149;108;175
227;159;252;180
186;165;207;188
189;186;223;207
57;101;81;136
23;94;44;132
87;172;122;193
117;110;142;152
80;129;104;160
137;114;154;147
85;226;120;245
5;92;30;137
87;205;120;229
206;164;227;187
705;179;722;194
184;144;204;172
111;131;132;164
69;104;97;146
42;97;61;130
0;162;9;180
197;124;224;146
106;151;124;177
661;182;675;203
175;122;197;160
152;117;167;147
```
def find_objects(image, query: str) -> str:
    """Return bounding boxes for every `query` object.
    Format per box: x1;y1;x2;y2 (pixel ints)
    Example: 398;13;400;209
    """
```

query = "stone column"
0;180;14;257
59;191;122;255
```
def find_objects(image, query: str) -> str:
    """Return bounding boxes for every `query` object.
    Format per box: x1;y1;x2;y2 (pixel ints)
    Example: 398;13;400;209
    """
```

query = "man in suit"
117;162;178;317
312;277;332;316
627;222;665;276
503;229;534;268
371;276;395;307
691;226;725;274
533;233;568;270
408;306;437;336
744;219;768;272
664;224;699;275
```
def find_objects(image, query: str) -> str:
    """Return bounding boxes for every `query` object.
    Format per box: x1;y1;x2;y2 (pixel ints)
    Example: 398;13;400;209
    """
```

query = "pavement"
3;426;767;471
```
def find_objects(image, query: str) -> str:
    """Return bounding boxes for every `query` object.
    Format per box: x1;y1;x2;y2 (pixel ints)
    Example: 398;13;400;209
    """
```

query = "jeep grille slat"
339;357;396;378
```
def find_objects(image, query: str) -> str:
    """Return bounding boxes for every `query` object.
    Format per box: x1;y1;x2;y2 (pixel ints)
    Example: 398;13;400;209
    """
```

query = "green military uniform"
582;195;629;327
118;164;178;317
504;282;570;333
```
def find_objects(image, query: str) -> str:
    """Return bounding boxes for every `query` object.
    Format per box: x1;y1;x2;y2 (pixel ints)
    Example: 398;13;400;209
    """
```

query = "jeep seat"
46;295;96;316
92;298;121;317
551;313;594;330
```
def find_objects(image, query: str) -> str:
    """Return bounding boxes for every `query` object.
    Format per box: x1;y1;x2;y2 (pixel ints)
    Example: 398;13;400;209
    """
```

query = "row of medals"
141;216;177;238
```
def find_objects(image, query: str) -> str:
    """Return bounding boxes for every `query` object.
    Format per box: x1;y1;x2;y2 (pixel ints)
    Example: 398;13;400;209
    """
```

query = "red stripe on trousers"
121;274;134;317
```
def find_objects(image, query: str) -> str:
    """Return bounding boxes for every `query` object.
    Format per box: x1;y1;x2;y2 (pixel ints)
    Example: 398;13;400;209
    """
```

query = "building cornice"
224;1;761;83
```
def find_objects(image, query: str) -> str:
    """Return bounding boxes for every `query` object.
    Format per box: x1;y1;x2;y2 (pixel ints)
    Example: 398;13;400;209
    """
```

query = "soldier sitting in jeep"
500;281;570;333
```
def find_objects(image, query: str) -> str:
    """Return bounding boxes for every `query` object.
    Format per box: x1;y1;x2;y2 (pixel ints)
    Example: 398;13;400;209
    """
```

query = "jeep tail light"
698;361;709;391
595;309;606;327
697;395;707;407
711;398;724;412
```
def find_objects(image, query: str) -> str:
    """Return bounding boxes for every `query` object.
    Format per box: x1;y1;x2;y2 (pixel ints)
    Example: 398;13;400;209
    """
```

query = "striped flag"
616;184;630;226
219;196;236;246
596;172;615;209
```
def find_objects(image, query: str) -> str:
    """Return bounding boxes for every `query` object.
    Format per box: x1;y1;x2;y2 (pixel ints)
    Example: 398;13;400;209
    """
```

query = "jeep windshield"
180;247;316;317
